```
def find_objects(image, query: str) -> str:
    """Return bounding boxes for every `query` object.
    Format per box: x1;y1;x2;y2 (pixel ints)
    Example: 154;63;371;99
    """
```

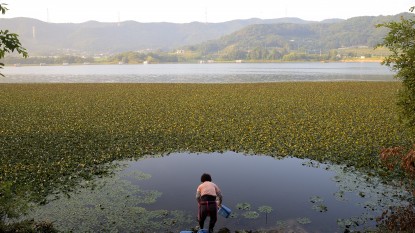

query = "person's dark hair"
201;173;212;182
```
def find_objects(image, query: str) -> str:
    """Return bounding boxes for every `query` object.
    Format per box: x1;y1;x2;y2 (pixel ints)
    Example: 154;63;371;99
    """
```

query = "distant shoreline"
5;59;384;67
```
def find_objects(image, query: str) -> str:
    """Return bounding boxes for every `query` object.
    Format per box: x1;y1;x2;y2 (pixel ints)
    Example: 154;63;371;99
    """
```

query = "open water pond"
26;152;410;232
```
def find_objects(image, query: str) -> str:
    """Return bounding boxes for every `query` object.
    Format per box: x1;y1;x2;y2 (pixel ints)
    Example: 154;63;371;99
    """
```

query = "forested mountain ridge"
0;13;413;62
0;17;325;55
185;13;413;61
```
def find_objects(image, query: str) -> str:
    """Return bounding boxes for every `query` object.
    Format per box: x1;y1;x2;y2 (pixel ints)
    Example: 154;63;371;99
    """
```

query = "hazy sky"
2;0;414;23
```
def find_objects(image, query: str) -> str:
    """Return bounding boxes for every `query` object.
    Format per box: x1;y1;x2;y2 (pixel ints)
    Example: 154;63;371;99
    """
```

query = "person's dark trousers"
198;195;218;232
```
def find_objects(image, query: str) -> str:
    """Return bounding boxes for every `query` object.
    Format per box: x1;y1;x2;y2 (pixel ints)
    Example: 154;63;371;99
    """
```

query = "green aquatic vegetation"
325;162;413;231
276;220;288;229
302;160;322;169
337;215;371;230
258;205;273;214
234;204;273;222
23;168;193;232
258;205;273;224
124;170;152;181
229;213;238;218
236;202;251;210
242;211;259;219
332;175;342;183
296;217;312;224
334;191;347;202
328;163;412;212
312;204;328;213
0;182;29;221
309;195;323;204
337;218;356;229
0;82;413;221
309;196;327;212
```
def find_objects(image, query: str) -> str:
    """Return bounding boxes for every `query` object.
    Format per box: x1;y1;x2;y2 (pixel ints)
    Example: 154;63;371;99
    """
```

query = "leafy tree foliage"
0;3;27;76
181;13;406;62
377;7;415;132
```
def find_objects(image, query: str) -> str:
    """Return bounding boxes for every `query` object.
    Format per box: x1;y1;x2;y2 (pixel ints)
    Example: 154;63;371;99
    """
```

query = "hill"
1;13;413;62
0;17;333;55
185;13;413;61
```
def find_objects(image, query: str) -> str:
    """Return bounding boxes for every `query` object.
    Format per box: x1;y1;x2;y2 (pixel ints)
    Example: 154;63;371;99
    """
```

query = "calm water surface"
2;63;394;83
27;152;409;232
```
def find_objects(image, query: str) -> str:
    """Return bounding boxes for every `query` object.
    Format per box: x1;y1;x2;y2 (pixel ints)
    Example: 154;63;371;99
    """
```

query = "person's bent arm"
216;190;222;206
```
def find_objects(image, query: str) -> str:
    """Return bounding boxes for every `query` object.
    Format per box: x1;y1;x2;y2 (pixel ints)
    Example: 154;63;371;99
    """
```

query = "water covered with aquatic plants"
23;152;413;232
0;82;413;231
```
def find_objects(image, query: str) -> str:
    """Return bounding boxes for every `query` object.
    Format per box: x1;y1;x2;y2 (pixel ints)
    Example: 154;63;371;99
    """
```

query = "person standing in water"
196;173;223;233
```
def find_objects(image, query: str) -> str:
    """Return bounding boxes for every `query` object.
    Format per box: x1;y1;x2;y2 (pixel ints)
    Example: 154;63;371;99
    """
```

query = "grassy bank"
0;82;412;203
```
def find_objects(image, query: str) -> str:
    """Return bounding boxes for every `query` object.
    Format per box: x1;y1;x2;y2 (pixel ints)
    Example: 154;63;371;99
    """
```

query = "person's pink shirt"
197;181;221;197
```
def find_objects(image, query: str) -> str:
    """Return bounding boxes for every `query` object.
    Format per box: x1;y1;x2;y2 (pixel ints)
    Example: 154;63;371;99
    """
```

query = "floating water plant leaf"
258;205;273;214
276;220;288;228
229;213;238;218
337;216;366;229
123;170;152;181
334;191;346;202
302;160;320;168
296;217;311;224
337;214;371;230
312;204;328;213
236;202;251;210
242;211;259;219
309;195;323;204
332;175;342;183
360;200;377;211
337;218;354;228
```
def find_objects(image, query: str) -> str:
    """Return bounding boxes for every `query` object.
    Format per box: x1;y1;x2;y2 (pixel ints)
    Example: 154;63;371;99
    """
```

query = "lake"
25;152;410;232
5;62;404;232
2;62;394;83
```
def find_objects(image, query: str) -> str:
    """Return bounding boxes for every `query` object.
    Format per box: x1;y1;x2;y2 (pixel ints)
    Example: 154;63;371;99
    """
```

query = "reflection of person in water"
196;173;223;233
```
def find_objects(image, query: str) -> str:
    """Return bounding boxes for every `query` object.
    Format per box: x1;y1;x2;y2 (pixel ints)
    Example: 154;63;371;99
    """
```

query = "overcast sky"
2;0;414;23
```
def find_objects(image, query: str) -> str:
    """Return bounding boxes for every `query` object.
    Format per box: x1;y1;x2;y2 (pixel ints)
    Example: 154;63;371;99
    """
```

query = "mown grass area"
0;82;412;202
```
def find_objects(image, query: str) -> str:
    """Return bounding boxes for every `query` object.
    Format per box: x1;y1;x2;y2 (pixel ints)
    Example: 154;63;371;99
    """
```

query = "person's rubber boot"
209;228;214;233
